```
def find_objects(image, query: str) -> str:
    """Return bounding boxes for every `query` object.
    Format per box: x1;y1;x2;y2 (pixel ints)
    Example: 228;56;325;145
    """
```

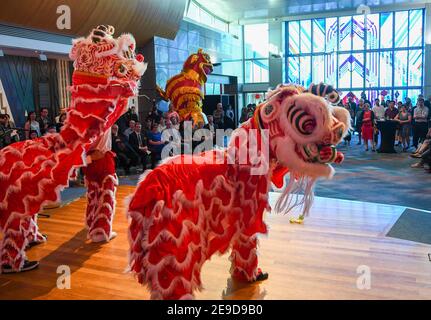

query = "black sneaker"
2;260;39;274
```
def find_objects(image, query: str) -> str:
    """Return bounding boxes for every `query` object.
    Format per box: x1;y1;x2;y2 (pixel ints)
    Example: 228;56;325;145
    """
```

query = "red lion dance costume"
0;25;146;273
127;83;351;299
156;48;213;124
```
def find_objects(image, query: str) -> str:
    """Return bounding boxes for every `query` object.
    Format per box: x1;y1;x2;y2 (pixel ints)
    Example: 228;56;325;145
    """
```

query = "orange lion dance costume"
127;83;350;299
156;48;213;124
0;25;146;273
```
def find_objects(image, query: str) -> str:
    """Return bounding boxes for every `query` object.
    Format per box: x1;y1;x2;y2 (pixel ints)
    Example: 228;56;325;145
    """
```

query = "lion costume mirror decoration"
127;82;350;299
0;25;147;273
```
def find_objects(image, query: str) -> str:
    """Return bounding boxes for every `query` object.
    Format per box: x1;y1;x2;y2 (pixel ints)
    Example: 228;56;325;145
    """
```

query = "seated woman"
147;122;166;168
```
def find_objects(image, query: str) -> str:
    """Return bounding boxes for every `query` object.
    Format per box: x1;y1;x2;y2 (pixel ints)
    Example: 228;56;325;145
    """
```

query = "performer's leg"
229;234;268;282
26;215;47;248
1;216;39;273
84;152;118;243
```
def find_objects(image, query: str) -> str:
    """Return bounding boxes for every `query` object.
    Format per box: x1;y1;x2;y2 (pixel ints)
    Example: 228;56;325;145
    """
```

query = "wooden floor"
1;185;430;300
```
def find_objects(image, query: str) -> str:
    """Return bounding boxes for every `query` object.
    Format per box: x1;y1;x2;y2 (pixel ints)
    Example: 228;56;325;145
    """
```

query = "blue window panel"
300;20;312;53
288;21;300;55
408;49;422;87
365;52;379;88
351;53;364;88
352;15;365;50
312;55;325;83
325;52;337;86
312;19;325;53
380;13;393;48
366;14;379;49
409;10;423;47
288;56;300;84
299;56;311;87
408;90;421;106
339;16;352;51
326;17;338;52
379;51;393;87
338;53;351;88
394;11;408;48
394;89;408;103
394;50;408;86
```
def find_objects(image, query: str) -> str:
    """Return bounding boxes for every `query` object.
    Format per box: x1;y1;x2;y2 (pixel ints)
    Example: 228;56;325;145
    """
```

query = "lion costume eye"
115;63;128;77
286;103;316;136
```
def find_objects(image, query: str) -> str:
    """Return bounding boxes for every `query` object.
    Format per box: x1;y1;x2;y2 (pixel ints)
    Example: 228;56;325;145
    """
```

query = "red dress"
361;110;374;141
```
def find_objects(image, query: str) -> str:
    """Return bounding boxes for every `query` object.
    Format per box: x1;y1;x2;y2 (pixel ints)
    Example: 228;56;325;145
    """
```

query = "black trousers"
413;122;428;148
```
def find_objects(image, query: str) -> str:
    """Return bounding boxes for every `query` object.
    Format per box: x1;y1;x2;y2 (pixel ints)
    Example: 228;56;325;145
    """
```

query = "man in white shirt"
372;98;385;120
413;97;429;148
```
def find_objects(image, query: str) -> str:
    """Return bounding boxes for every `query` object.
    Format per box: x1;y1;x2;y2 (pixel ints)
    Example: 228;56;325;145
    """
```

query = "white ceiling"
194;0;430;23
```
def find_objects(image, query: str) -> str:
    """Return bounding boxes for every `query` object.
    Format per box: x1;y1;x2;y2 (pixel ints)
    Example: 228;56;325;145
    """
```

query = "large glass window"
285;9;424;102
244;23;269;83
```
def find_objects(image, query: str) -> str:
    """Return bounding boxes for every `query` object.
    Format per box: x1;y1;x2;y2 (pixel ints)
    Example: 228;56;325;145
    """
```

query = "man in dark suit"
128;122;149;170
38;107;53;136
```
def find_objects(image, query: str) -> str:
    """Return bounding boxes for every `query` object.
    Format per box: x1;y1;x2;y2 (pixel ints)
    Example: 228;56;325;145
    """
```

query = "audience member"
56;113;67;132
226;105;234;121
213;103;224;126
394;105;412;151
385;101;398;119
38;107;52;135
147;122;165;168
412;97;429;149
358;103;375;151
129;122;149;170
24;111;41;139
126;105;139;122
123;120;136;140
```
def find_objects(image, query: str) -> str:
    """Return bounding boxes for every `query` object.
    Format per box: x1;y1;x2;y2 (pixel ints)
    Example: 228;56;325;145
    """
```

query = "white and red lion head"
70;25;147;85
256;83;350;181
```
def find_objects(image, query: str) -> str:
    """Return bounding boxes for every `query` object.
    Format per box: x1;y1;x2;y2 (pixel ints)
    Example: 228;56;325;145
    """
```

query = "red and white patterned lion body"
0;26;146;272
127;84;350;299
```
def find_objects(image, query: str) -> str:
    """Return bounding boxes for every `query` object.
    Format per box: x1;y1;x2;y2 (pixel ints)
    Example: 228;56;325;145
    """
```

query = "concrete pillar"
269;21;284;88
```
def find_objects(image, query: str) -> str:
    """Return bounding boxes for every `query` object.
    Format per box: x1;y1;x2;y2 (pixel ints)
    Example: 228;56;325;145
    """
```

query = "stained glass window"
326;17;338;52
352;15;365;50
408;49;422;87
380;51;393;87
408;90;421;105
325;53;337;85
289;21;300;55
338;53;351;88
366;14;379;50
394;11;408;48
351;53;364;88
380;13;393;48
286;10;424;103
394;50;408;86
288;56;300;84
299;56;311;87
312;55;325;83
409;10;423;47
365;52;379;88
300;20;312;53
339;16;352;51
312;19;325;53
